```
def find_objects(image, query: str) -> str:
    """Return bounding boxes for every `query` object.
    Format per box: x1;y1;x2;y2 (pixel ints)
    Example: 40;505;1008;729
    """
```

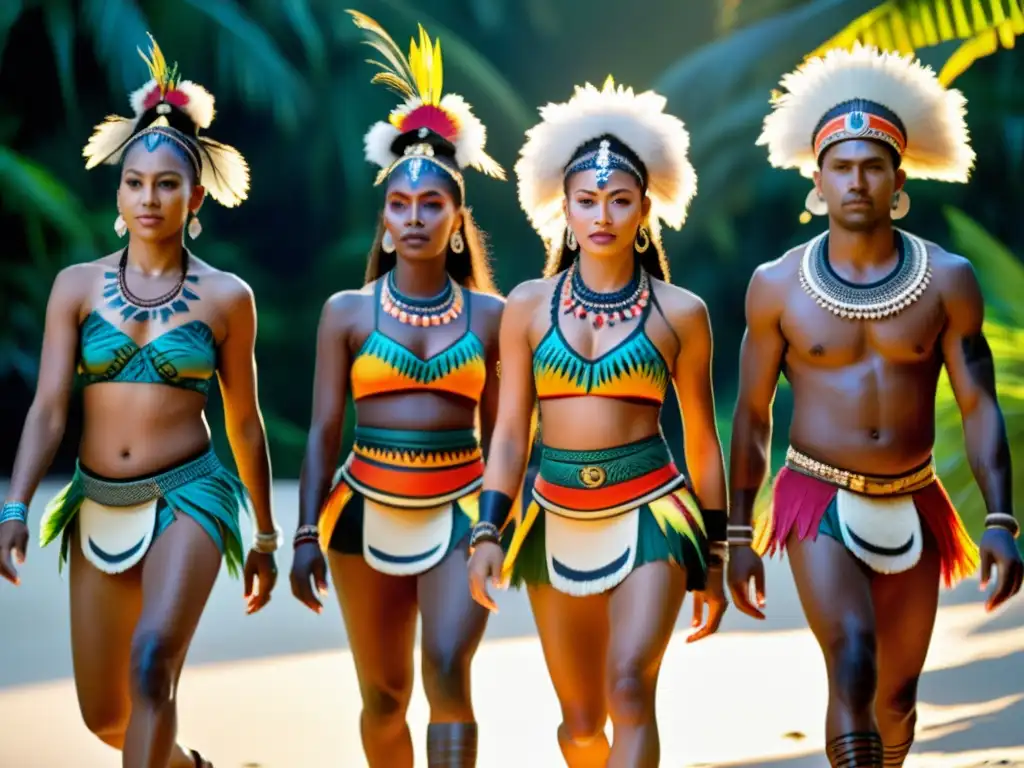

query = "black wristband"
478;490;514;528
703;509;727;543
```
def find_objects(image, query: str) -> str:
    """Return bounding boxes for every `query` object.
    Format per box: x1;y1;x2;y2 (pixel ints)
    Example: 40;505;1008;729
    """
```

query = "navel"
810;344;825;357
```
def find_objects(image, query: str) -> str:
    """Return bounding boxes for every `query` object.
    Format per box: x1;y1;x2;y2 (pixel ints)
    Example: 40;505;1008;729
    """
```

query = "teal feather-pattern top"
78;311;216;395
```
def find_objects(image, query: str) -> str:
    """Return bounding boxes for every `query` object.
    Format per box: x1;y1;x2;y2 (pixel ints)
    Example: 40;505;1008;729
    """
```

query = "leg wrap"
883;736;913;767
826;731;884;768
427;722;478;768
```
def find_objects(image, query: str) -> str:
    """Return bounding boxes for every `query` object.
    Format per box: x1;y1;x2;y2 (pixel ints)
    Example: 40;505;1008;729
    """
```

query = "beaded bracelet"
727;523;754;546
985;513;1020;539
251;525;283;554
293;524;320;548
0;502;28;526
469;521;501;549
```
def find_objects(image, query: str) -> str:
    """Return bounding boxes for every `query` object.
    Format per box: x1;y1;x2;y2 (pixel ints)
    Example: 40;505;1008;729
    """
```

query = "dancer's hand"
727;544;766;620
688;558;728;643
290;541;328;614
468;541;504;613
0;520;29;586
243;550;277;614
979;527;1024;612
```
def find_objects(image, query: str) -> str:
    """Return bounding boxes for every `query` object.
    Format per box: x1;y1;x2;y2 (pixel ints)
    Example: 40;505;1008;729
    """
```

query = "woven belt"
785;446;935;496
79;449;221;507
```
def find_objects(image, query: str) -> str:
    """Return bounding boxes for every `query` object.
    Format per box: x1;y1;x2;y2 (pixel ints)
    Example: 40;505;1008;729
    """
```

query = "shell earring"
566;228;578;251
188;214;203;239
450;229;465;254
891;190;911;220
804;188;828;216
114;214;128;238
382;230;396;254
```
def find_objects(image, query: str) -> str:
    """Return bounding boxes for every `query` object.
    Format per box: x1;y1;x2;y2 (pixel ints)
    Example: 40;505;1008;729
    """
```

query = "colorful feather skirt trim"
319;426;481;576
39;448;250;577
754;447;979;588
503;435;709;596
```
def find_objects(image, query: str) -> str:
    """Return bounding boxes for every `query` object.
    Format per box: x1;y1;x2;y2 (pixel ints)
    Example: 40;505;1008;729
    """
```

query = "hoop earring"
187;214;203;240
114;214;128;238
635;226;650;253
450;229;465;254
382;230;396;253
566;228;577;251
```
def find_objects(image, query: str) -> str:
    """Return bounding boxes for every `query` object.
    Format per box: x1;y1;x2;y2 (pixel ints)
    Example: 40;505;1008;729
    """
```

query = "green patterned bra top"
78;311;217;395
532;269;671;404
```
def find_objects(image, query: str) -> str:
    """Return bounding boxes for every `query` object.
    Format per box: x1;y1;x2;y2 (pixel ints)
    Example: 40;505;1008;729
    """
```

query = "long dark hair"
364;205;498;294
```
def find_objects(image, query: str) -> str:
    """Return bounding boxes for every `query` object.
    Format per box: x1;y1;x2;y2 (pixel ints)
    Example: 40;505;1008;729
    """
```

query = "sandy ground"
0;480;1021;768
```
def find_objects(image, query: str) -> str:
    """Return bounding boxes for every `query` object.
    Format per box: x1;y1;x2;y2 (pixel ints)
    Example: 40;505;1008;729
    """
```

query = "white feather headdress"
349;10;505;191
515;76;697;256
757;43;974;182
82;34;249;207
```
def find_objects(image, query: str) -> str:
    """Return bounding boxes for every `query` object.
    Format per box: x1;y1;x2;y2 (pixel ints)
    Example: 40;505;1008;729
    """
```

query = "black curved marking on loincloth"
552;547;631;581
844;525;914;556
88;535;147;564
368;542;442;564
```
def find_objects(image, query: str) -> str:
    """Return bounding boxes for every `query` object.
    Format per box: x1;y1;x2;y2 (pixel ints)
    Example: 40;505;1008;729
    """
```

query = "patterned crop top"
532;270;671;404
78;311;217;396
349;280;487;403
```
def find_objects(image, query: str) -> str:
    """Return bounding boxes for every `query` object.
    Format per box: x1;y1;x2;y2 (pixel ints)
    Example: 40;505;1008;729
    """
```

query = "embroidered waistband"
785;446;935;496
78;449;221;507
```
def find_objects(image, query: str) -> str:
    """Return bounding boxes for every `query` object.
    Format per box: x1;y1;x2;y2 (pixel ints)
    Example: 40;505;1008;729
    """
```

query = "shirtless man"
726;45;1024;768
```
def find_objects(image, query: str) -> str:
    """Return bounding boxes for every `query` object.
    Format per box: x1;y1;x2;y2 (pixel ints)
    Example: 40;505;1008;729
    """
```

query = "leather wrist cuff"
478;490;514;528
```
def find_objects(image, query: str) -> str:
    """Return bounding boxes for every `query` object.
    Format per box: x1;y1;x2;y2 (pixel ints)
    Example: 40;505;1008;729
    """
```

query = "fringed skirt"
503;435;710;596
39;447;250;577
319;426;483;576
754;446;979;588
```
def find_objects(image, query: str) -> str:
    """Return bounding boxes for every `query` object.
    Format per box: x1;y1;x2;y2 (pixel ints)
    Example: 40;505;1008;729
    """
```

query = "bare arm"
940;260;1013;522
479;284;540;506
477;296;506;459
729;265;787;529
5;267;84;506
216;280;276;536
297;294;353;529
671;297;727;512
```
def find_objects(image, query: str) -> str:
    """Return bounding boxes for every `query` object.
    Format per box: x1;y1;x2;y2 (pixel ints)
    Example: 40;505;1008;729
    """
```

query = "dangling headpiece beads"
515;76;697;261
756;43;974;216
350;9;505;196
82;33;249;207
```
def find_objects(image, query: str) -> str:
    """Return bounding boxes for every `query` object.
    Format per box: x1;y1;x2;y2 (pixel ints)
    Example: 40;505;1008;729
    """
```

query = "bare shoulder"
506;277;555;315
750;244;802;291
466;289;507;319
924;241;978;295
649;278;709;327
321;287;373;334
53;259;108;307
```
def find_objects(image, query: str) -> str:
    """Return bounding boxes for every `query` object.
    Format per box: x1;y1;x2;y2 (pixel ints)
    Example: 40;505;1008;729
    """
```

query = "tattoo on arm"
962;332;996;396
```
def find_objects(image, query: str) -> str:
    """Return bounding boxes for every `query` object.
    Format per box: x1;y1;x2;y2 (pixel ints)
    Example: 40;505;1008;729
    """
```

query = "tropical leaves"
933;207;1024;536
807;0;1024;84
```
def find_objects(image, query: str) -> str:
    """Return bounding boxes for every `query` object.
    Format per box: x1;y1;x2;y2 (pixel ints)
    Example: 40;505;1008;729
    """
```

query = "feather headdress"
514;76;697;257
349;10;505;194
757;43;974;183
82;33;249;207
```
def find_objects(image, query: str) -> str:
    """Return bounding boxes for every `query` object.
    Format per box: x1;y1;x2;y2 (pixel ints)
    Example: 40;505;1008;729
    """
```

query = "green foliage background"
2;0;1022;536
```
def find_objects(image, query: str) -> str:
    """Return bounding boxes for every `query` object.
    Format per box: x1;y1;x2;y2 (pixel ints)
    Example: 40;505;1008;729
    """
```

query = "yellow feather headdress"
82;33;249;208
348;10;505;192
515;76;697;260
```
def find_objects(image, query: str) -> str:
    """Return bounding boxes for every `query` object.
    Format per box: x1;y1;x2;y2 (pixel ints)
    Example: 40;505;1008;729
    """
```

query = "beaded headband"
564;139;645;189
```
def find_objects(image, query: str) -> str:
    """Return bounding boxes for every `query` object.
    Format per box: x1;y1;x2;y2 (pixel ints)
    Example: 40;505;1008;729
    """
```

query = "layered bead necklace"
562;258;650;329
380;268;464;326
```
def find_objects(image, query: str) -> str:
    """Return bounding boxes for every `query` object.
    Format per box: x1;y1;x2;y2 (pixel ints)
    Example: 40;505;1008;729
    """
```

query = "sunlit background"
1;0;1023;765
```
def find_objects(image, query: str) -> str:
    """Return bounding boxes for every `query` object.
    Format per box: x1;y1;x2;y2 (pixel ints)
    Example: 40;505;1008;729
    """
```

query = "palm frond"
0;0;25;66
181;0;311;131
79;0;152;96
806;0;1024;84
0;147;94;242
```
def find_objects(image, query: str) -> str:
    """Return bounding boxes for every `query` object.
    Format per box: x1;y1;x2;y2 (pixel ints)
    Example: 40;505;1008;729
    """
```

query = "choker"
799;230;930;320
562;259;650;330
381;269;464;326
